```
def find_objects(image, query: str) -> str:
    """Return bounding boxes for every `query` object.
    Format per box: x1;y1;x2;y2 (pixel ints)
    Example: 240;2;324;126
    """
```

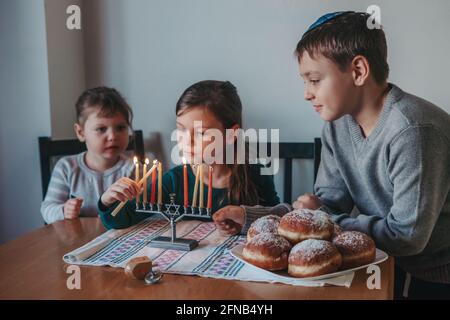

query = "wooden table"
0;218;394;299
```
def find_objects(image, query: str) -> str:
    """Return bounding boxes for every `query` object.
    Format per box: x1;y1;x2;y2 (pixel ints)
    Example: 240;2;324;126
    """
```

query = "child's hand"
292;193;322;210
101;177;141;207
212;205;245;236
63;198;83;219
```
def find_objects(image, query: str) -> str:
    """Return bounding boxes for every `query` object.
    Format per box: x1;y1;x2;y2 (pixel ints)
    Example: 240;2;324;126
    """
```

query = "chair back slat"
257;139;322;203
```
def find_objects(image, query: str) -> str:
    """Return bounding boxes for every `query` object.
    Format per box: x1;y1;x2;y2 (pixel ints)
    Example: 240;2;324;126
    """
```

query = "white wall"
0;0;52;243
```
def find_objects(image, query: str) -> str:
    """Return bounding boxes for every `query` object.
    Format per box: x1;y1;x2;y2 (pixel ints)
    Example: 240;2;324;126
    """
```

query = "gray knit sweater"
41;152;134;224
242;84;450;283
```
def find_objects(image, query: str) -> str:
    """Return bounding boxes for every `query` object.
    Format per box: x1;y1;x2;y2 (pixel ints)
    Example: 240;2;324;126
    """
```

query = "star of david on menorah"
110;158;213;251
135;193;211;251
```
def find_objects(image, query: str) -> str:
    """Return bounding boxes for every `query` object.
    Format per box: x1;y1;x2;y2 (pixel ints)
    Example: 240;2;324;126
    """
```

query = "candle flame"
145;158;149;165
153;159;158;165
182;156;187;165
133;156;138;164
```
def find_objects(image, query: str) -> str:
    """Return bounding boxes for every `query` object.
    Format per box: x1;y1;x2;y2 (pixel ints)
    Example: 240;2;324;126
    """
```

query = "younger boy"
41;87;135;224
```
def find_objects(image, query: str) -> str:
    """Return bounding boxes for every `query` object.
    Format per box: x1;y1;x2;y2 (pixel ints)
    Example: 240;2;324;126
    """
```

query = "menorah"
135;193;211;251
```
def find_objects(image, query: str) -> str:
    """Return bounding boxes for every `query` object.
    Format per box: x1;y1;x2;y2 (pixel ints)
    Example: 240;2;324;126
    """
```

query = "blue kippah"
303;11;354;36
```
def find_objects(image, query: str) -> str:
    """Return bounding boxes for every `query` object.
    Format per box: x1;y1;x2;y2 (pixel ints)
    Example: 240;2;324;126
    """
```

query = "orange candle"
143;158;149;204
207;166;213;209
157;161;163;204
150;161;157;204
182;157;188;207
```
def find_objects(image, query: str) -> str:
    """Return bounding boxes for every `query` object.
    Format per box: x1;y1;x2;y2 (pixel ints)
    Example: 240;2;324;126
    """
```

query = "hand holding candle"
110;160;158;217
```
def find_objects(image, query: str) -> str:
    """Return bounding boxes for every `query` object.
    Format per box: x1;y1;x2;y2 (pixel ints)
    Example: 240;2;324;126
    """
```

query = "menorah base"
148;236;199;251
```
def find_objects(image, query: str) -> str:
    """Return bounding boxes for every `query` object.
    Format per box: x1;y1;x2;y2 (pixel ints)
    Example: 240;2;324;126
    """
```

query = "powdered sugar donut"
242;233;292;270
331;223;344;240
247;215;281;242
288;239;342;278
332;231;376;269
278;209;334;244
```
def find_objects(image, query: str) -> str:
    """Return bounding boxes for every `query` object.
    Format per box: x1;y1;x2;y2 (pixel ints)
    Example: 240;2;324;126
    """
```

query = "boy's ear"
225;124;241;145
74;123;85;142
351;55;370;86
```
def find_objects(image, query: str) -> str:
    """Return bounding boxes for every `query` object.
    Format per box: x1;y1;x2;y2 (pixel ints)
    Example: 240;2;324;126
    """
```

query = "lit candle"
199;164;204;208
191;164;200;207
182;157;188;207
134;157;140;205
111;160;158;217
150;159;157;204
157;161;163;204
143;158;149;204
207;166;213;209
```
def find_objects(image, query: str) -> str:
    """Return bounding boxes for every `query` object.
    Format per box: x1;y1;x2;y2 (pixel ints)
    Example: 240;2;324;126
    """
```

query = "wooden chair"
38;130;144;199
258;138;322;203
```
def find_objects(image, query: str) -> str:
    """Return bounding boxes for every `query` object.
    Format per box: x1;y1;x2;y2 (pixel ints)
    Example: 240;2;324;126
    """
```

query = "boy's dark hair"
295;11;389;85
75;86;133;127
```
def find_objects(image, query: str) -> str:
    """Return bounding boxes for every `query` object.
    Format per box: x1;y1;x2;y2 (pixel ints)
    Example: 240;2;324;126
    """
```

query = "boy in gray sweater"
213;12;450;299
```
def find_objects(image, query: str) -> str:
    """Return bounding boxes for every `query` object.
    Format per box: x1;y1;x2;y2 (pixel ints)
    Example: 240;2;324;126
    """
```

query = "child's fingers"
292;200;304;209
218;227;238;237
66;198;80;206
65;202;78;210
215;220;238;233
214;221;229;231
129;181;141;195
110;190;128;202
213;206;242;223
64;207;77;218
120;179;140;195
111;184;134;200
122;180;142;197
123;178;141;193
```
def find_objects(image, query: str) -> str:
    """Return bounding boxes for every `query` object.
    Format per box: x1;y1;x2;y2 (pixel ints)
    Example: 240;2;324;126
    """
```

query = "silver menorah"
135;193;211;251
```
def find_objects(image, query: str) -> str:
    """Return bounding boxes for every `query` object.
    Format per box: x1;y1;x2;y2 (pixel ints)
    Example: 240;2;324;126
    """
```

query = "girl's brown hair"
176;80;260;206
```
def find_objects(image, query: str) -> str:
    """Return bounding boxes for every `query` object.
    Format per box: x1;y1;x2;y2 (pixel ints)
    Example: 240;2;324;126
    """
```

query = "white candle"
134;156;140;205
191;164;200;207
143;158;149;204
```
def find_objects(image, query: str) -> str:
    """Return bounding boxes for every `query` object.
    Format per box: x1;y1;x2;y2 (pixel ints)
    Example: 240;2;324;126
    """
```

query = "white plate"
230;244;389;281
